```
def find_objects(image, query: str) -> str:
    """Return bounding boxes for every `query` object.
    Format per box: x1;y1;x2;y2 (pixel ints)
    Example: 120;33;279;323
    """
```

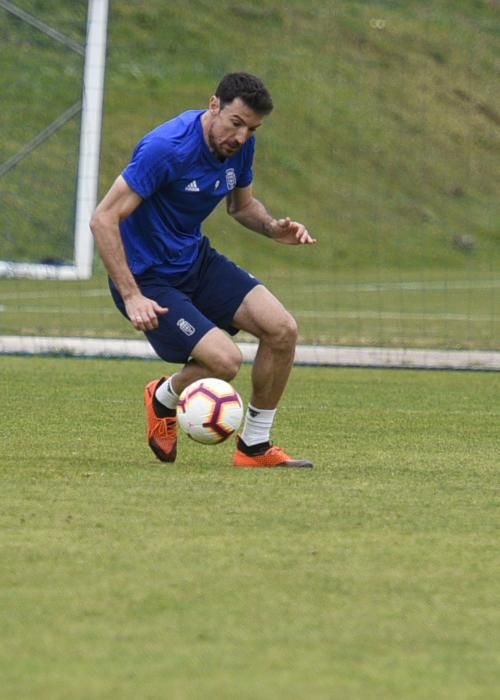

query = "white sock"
155;376;179;410
240;404;277;447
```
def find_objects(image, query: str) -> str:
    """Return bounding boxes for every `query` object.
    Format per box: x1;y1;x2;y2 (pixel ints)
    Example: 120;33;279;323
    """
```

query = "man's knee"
208;345;243;380
191;330;243;380
268;311;298;350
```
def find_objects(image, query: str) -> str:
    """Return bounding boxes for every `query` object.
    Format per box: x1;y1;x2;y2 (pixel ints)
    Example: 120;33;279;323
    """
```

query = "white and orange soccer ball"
177;378;243;445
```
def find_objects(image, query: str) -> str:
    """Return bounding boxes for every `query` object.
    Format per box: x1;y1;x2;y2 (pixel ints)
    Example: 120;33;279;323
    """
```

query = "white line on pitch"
300;279;500;292
1;305;498;323
0;288;110;300
295;310;500;321
0;305;115;314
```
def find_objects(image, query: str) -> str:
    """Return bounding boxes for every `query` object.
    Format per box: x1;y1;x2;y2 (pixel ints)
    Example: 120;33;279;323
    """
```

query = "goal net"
0;0;107;280
1;2;499;370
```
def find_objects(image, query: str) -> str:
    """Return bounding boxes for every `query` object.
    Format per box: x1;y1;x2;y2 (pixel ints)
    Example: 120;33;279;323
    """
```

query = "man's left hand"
271;217;317;245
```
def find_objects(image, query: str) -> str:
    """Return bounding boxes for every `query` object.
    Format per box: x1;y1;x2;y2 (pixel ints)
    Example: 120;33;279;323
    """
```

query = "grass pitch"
1;266;499;350
1;356;499;699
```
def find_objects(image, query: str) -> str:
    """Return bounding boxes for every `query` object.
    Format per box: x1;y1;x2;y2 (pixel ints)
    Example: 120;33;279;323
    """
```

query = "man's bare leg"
233;285;297;409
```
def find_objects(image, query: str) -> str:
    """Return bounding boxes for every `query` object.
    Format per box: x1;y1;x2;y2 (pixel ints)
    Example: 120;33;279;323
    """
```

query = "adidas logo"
185;180;200;192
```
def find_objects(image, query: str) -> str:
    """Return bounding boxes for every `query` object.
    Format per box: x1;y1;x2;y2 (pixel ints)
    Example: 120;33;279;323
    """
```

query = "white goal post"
0;0;108;280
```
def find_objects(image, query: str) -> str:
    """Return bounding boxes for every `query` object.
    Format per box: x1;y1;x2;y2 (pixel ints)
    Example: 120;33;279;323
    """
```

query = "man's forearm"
90;217;140;299
229;197;276;237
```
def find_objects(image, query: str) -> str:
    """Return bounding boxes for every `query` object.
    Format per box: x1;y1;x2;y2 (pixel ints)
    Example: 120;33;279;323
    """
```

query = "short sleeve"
122;136;174;199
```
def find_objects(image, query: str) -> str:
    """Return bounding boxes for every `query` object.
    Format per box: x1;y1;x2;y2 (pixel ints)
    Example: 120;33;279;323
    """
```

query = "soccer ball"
177;378;243;445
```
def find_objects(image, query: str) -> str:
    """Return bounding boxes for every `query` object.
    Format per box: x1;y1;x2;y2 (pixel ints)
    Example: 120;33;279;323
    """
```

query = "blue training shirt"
120;109;255;276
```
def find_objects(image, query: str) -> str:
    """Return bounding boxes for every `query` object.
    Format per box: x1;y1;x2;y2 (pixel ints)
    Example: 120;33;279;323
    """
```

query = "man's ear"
208;95;220;114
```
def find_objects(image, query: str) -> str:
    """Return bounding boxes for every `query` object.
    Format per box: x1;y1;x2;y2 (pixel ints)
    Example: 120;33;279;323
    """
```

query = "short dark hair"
215;72;274;115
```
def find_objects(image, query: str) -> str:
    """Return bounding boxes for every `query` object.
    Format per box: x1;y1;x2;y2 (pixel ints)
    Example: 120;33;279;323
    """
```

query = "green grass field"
1;3;499;698
1;266;499;350
1;356;499;699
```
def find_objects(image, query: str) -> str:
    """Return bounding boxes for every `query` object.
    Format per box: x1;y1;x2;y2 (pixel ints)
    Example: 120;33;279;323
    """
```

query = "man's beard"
208;127;240;160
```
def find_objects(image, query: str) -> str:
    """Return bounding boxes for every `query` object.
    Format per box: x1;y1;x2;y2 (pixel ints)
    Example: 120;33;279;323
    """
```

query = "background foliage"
1;0;499;274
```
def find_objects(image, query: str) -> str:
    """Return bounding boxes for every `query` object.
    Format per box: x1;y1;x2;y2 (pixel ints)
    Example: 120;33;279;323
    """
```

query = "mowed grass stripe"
1;356;499;699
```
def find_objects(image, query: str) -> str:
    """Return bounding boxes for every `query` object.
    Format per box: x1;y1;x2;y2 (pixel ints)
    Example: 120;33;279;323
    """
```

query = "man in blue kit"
91;72;316;468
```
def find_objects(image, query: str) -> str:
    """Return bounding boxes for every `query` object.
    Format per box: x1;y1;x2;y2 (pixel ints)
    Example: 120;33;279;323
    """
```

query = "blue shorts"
109;236;261;363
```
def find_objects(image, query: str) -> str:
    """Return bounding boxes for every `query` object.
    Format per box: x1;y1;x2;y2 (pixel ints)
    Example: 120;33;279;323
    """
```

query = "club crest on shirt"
225;168;237;191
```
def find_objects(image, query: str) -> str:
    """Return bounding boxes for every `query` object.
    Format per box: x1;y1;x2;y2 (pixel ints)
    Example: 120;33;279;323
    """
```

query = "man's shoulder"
146;110;202;146
140;110;203;166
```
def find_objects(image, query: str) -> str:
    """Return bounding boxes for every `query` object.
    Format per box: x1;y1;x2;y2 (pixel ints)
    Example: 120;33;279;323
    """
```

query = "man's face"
206;97;264;159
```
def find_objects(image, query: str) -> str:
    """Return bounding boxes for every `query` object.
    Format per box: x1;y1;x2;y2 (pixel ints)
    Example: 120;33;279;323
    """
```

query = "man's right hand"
124;293;169;331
